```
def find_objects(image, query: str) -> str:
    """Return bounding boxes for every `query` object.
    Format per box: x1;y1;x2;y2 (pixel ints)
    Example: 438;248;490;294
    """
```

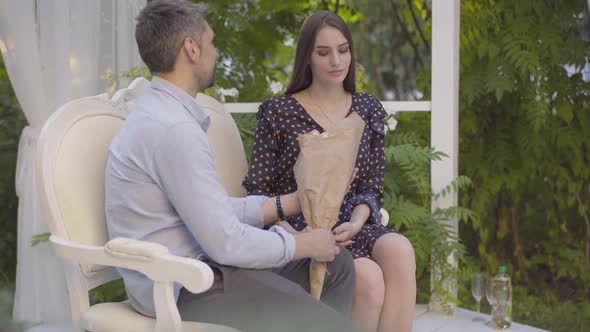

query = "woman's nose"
329;51;340;67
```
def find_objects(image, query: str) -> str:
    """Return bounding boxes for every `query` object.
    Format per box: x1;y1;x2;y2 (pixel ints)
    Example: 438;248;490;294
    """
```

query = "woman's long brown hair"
285;11;356;95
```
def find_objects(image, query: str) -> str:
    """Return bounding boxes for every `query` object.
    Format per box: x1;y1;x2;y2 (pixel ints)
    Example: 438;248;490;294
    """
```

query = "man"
105;1;358;331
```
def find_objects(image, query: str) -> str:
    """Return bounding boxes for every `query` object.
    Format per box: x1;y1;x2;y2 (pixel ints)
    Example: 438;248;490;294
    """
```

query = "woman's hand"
332;221;362;247
333;203;370;246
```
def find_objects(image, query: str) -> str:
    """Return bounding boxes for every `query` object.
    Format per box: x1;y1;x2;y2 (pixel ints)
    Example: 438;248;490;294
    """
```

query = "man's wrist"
275;195;286;220
280;192;301;218
292;232;311;261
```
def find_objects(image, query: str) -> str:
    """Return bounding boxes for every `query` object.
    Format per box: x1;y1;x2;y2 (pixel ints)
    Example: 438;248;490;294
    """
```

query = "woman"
243;11;416;332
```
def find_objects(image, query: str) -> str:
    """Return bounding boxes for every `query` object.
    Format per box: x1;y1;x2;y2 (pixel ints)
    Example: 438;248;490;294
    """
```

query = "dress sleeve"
348;95;388;225
242;100;280;196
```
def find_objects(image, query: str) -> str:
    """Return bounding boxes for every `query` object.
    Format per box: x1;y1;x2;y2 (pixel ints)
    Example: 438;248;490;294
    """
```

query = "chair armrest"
50;235;214;294
380;208;389;226
105;237;169;262
51;235;215;332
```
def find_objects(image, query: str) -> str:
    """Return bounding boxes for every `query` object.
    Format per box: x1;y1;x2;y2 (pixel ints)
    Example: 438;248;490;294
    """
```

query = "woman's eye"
339;48;349;53
318;52;328;56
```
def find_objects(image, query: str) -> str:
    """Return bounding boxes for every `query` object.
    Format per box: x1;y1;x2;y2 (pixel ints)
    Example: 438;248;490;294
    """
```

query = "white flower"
387;116;398;131
270;81;283;94
218;87;239;97
284;37;294;47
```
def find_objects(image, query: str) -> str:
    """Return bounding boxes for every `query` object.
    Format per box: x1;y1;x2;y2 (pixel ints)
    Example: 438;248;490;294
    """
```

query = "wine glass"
486;277;497;308
486;276;496;324
471;272;485;321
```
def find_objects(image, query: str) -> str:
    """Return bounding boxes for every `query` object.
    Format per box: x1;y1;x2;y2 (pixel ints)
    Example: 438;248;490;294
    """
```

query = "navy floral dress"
243;92;399;259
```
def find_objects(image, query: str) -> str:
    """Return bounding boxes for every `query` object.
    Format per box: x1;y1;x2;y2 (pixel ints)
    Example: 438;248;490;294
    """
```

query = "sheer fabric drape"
0;0;145;324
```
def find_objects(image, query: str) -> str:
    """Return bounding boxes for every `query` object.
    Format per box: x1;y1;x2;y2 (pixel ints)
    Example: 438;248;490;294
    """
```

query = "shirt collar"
150;76;210;131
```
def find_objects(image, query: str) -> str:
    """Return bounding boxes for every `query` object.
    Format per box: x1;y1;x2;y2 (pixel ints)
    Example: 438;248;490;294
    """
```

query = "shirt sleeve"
227;196;267;228
153;121;295;268
348;96;388;225
243;101;280;196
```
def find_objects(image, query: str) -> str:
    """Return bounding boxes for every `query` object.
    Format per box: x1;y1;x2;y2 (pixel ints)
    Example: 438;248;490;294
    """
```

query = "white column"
429;0;460;313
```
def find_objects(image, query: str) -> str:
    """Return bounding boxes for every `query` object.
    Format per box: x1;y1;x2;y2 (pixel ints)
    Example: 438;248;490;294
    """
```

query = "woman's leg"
372;233;416;332
351;257;385;332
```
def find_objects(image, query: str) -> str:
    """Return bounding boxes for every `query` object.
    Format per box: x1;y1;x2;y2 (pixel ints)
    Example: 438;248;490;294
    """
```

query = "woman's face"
309;26;351;86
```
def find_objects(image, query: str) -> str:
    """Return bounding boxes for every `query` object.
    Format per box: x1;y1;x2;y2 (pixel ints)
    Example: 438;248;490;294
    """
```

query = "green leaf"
31;232;50;247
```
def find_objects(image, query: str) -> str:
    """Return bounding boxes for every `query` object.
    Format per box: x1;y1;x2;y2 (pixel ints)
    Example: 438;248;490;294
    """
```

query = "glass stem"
477;300;481;314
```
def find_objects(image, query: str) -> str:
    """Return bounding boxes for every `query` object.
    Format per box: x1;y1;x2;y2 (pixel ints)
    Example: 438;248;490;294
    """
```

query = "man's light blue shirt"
105;77;296;317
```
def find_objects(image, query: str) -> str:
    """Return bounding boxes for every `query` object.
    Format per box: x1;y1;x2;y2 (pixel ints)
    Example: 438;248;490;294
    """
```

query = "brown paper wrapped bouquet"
294;111;365;300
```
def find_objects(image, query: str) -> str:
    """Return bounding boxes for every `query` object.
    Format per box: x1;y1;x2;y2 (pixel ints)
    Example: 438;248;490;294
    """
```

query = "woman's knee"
395;235;416;264
374;234;416;271
354;259;385;306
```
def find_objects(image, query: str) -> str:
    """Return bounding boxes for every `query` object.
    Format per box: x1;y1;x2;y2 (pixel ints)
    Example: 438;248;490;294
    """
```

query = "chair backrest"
197;93;248;197
37;78;150;292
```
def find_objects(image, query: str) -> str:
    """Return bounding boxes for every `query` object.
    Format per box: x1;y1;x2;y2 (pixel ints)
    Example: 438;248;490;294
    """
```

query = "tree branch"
422;1;431;23
406;0;430;52
509;199;529;282
389;0;424;68
576;192;590;264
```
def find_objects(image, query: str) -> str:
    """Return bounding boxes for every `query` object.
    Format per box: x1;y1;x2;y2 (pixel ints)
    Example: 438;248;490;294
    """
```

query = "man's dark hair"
135;0;208;73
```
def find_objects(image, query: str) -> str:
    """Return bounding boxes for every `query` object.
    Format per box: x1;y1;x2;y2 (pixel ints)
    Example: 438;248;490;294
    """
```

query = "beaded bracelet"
275;195;286;221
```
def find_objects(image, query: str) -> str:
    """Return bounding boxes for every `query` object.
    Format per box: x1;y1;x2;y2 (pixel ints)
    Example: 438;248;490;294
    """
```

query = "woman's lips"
328;69;344;76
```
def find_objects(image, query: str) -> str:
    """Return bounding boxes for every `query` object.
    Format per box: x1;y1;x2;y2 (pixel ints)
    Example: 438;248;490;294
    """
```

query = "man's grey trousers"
178;247;359;332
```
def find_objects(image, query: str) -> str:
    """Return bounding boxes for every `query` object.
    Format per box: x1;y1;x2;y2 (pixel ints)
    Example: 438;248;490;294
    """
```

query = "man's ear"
182;37;201;63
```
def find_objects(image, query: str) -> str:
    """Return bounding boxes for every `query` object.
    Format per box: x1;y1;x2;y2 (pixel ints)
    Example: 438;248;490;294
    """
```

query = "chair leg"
153;281;182;332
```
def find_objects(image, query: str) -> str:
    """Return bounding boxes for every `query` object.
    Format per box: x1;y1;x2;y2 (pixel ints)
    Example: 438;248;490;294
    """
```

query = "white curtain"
0;0;145;325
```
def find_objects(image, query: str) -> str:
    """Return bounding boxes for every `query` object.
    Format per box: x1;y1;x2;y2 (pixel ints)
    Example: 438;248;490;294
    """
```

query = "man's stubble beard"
200;68;215;91
205;72;215;90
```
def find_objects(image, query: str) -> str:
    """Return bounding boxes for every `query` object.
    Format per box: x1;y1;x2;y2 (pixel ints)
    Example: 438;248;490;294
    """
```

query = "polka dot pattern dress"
243;92;399;259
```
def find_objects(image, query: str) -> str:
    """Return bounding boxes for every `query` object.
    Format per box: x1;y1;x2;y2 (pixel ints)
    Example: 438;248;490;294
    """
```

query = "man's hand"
293;227;340;262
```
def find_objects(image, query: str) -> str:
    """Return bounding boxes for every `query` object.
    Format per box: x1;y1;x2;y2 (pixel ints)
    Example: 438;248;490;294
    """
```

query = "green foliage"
0;54;26;289
382;121;475;311
89;279;127;305
347;0;431;99
511;285;590;332
121;66;152;81
461;0;590;276
203;0;307;102
454;1;590;330
30;232;50;247
349;0;590;328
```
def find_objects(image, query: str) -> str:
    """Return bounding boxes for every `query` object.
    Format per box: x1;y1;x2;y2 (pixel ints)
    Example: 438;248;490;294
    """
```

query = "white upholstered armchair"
36;78;238;332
